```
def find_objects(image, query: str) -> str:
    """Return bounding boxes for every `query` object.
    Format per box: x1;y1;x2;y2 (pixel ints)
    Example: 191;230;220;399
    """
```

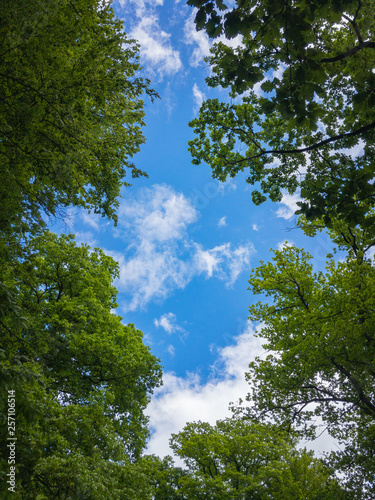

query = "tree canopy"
243;220;375;496
187;0;375;228
170;418;347;499
185;2;375;492
0;0;157;235
2;0;374;496
0;232;162;498
0;1;166;497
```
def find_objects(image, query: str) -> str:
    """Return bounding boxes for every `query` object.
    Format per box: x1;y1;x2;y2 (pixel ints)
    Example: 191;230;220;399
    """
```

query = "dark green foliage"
0;1;165;497
0;232;162;498
188;0;375;230
0;0;157;234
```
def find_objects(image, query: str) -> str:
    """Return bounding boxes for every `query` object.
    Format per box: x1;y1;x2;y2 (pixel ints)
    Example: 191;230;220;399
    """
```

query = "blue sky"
52;0;341;459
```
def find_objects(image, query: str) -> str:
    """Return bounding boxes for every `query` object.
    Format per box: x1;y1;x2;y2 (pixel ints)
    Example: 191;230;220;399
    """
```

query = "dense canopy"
244;220;375;496
188;0;375;229
0;0;156;234
171;418;347;499
0;232;162;497
1;0;374;497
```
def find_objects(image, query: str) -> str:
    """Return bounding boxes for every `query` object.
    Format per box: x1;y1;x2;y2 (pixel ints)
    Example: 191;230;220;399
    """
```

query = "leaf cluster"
170;418;347;499
0;232;162;497
0;0;157;235
188;0;375;229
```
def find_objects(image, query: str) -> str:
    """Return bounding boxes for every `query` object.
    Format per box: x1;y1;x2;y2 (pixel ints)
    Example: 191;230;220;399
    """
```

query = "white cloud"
252;80;265;98
192;83;205;113
166;344;176;357
81;211;102;231
130;16;182;77
217;33;243;50
252;223;259;231
272;63;287;81
119;0;181;78
118;184;197;243
276;192;303;220
183;12;211;66
109;185;254;311
339;138;365;158
146;321;266;459
218;216;227;227
193;245;220;278
146;319;339;461
118;0;164;17
74;231;98;248
217;178;237;192
227;245;254;285
365;245;375;261
111;242;192;312
154;312;184;334
193;242;254;287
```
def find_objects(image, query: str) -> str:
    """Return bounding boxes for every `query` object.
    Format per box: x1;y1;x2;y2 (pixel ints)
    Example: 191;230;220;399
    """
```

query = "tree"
0;0;157;235
141;455;189;500
0;231;162;498
243;221;375;496
170;418;346;499
187;0;375;229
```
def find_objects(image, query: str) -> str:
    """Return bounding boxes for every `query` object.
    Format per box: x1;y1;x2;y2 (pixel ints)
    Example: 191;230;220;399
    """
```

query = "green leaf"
261;80;274;92
224;10;242;38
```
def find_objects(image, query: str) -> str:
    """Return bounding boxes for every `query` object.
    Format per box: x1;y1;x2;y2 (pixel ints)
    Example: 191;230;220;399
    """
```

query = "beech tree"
0;232;162;498
170;418;347;499
187;0;375;229
243;219;375;497
0;0;157;235
0;2;165;496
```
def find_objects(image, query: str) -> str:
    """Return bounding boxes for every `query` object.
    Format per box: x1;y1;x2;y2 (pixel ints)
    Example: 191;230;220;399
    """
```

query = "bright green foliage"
187;0;375;229
141;455;188;500
0;3;163;495
245;227;375;496
0;232;162;498
170;418;346;499
0;0;157;234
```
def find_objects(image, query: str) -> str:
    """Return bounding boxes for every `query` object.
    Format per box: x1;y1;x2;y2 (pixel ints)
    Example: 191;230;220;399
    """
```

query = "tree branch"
230;120;375;165
330;357;375;416
321;40;375;63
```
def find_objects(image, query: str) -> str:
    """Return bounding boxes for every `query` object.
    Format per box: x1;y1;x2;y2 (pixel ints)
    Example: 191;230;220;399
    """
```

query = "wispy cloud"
146;319;339;461
192;83;205;113
194;242;253;287
118;0;182;79
118;184;197;243
74;231;98;248
218;216;227;227
166;344;175;357
118;0;164;18
366;246;375;261
154;312;184;335
80;211;102;231
218;178;237;192
107;184;254;311
130;16;182;77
